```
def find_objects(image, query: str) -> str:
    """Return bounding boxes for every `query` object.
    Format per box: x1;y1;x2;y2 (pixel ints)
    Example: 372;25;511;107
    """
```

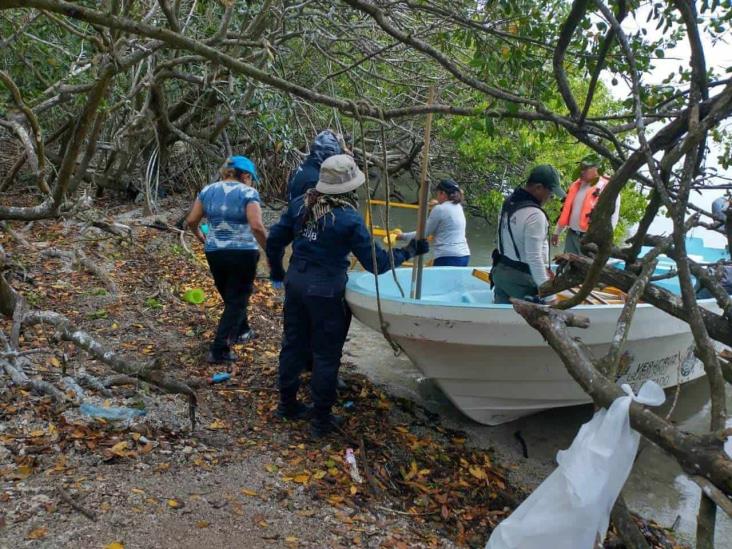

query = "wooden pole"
411;87;436;299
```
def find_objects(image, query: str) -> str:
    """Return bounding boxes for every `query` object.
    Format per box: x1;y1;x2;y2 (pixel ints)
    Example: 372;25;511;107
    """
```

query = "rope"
354;104;402;356
380;123;405;298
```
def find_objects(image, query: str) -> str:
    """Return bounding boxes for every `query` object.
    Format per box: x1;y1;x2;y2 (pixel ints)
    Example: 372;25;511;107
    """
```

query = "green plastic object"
183;288;206;304
201;223;209;235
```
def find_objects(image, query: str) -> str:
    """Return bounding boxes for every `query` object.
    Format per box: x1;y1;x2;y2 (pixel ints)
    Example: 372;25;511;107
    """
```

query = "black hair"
436;180;464;204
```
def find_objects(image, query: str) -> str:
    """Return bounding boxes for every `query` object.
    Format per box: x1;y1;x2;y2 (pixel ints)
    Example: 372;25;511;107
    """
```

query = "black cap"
436;179;460;194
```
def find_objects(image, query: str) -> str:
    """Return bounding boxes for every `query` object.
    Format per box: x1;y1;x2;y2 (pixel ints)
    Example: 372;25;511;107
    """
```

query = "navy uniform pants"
278;259;351;419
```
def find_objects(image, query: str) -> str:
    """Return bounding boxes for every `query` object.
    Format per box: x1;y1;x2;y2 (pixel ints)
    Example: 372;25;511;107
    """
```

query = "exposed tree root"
41;247;118;294
0;270;196;427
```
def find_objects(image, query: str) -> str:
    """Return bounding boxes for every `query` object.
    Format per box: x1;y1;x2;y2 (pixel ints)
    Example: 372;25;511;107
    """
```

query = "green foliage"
144;297;163;310
615;185;648;242
86;309;108;320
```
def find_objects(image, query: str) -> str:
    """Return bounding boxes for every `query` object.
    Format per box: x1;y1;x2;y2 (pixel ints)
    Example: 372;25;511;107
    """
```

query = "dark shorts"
433;255;470;267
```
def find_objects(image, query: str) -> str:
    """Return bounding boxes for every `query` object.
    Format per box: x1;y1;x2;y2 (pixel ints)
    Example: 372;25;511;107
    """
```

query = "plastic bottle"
79;403;146;421
345;448;363;484
210;372;231;384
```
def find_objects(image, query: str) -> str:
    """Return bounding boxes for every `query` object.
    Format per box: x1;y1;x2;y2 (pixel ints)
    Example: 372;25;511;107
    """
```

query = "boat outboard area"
345;237;729;425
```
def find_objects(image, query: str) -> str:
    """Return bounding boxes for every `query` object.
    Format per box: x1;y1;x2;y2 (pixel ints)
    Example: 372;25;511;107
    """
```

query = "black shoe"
310;414;345;439
206;350;237;364
276;401;313;421
336;377;348;391
236;329;256;344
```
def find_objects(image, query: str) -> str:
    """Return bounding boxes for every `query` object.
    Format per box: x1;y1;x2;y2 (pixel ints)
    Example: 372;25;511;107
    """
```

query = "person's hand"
271;279;284;290
414;238;429;255
550;233;560;247
428;199;439;207
404;238;430;258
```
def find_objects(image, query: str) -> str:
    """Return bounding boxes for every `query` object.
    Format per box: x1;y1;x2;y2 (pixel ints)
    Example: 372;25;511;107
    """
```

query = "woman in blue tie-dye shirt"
186;156;268;364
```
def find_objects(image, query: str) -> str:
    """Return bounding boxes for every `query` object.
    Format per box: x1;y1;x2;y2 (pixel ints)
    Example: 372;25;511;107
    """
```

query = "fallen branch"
512;299;732;495
23;310;194;397
102;373;139;387
1;358;65;402
544;253;732;347
610;495;651;549
76;370;113;396
41;247;118;294
692;476;732;519
57;486;97;521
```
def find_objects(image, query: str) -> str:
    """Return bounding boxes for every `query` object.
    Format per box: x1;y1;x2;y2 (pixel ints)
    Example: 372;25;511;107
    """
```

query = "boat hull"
346;267;709;425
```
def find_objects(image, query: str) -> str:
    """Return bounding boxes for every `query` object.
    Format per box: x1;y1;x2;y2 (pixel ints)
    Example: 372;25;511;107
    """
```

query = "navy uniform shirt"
266;195;412;281
286;160;320;203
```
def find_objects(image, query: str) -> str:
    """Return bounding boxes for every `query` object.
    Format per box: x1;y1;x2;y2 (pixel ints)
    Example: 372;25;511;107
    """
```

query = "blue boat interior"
347;237;729;307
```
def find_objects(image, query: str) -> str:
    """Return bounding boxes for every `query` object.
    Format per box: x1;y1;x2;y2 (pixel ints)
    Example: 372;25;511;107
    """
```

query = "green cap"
579;154;601;169
527;164;565;198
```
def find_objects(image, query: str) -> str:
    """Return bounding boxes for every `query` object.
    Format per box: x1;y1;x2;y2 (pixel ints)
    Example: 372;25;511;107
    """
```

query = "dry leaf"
26;527;47;540
240;488;258;497
105;543;124;549
15;464;34;479
167;498;183;509
110;441;129;457
292;474;309;485
208;419;226;430
468;466;487;480
196;520;209;529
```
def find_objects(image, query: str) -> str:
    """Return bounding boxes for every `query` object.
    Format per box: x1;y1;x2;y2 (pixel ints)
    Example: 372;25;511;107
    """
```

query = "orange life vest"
557;175;610;233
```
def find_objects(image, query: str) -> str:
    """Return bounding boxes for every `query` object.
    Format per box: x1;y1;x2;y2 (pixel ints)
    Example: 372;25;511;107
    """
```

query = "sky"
608;3;732;247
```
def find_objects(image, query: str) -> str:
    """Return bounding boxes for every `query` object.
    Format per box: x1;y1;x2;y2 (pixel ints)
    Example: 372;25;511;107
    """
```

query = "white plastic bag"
486;381;665;549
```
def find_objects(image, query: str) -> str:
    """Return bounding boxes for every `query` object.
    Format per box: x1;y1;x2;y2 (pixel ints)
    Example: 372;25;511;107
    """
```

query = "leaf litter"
0;197;681;548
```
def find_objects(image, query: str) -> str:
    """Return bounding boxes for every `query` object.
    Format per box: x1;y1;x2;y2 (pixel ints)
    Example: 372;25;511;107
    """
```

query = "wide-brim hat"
315;154;365;194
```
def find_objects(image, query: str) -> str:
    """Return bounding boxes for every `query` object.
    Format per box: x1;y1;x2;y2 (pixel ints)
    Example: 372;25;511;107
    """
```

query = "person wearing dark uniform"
491;165;565;304
283;130;346;384
267;154;429;438
286;130;343;202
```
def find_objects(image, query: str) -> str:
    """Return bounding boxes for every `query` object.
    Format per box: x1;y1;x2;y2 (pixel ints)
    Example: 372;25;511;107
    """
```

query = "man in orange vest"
551;154;620;254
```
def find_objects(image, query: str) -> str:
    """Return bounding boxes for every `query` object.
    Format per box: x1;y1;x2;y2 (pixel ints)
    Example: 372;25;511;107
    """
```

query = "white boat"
346;239;727;425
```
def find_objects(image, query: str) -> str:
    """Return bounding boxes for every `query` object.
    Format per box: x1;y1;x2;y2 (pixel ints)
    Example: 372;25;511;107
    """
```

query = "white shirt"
498;206;550;288
402;202;470;259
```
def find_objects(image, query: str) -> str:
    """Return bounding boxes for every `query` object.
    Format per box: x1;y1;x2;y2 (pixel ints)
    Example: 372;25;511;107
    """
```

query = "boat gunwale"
345;267;716;311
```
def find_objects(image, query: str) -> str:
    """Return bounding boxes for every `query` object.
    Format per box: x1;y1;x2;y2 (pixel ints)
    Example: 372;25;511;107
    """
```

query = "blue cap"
227;155;259;181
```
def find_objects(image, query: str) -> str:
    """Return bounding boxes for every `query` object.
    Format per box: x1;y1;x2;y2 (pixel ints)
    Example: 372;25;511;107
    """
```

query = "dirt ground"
0;196;515;549
0;195;678;548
